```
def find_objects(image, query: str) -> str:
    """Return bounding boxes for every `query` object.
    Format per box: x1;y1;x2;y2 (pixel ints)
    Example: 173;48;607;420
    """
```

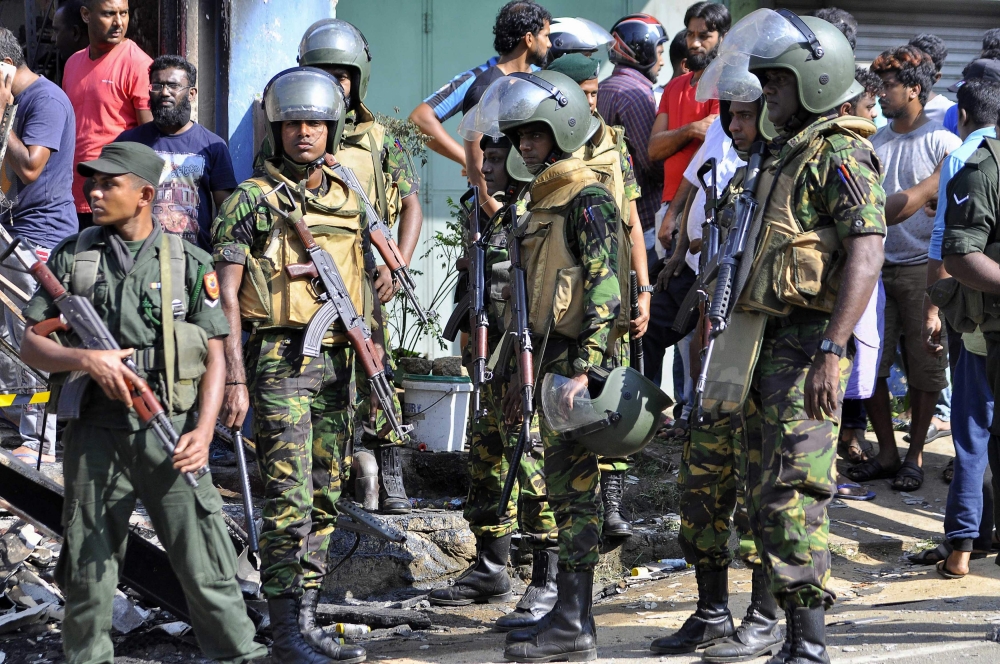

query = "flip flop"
892;460;924;491
936;559;968;579
908;542;951;565
845;458;900;483
902;423;952;444
836;483;876;501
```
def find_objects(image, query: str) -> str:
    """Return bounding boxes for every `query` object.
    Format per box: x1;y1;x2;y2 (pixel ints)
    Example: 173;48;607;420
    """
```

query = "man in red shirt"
643;1;728;416
63;0;152;229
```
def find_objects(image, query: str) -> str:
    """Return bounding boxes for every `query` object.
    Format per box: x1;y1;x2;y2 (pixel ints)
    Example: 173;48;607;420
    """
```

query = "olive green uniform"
212;165;364;598
23;225;265;664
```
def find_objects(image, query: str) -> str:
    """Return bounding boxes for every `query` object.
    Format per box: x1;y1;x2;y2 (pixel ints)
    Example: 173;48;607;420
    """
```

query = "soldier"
429;134;560;633
295;18;422;514
213;68;367;663
539;51;653;541
19;142;266;664
651;98;784;662
459;70;667;662
658;11;886;662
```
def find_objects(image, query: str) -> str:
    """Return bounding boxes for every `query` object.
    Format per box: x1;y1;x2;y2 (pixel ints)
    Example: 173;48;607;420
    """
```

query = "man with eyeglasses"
115;55;236;251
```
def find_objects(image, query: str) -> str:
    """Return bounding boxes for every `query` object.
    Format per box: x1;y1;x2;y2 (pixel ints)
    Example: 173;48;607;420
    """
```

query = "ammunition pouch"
701;310;767;418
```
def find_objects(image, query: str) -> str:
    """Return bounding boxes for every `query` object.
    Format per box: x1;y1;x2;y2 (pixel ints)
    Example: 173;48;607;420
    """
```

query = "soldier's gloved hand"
631;291;651;338
503;373;523;426
173;424;212;474
374;265;397;303
221;383;250;428
804;353;841;421
81;348;140;407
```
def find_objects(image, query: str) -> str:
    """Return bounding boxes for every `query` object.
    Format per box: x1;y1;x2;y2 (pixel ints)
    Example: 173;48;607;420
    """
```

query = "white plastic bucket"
401;374;473;452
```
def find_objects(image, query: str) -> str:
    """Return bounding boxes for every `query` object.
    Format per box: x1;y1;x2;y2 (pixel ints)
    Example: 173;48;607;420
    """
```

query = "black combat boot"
298;589;367;663
649;568;734;654
503;570;597;662
783;605;829;664
495;545;559;632
429;533;514;606
764;608;792;664
600;470;633;538
267;595;334;663
377;445;410;514
702;567;783;662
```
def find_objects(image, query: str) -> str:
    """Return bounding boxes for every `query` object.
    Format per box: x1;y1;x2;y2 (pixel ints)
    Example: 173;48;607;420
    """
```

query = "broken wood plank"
315;604;431;630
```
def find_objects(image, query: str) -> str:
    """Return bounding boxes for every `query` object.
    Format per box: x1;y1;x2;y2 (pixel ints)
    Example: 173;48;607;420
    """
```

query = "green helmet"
488;71;600;154
297;19;372;102
262;67;346;160
747;11;862;114
540;367;672;457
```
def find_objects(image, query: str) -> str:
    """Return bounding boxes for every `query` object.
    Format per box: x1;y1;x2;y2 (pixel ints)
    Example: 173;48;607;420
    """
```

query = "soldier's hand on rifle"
631;291;651;337
173;424;212;474
804;352;841;421
374;265;398;303
503;373;523;425
220;383;250;428
81;348;140;407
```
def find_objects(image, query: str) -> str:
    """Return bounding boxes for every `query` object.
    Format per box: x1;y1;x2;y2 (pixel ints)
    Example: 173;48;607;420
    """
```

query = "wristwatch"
818;338;846;358
638;285;655;293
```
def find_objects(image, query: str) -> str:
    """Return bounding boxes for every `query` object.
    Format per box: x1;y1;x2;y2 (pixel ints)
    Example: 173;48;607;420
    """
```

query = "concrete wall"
226;0;338;182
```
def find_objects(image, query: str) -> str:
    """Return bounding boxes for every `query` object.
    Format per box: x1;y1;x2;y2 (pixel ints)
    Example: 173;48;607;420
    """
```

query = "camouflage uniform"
739;116;886;609
534;183;623;571
212;167;362;597
464;201;556;544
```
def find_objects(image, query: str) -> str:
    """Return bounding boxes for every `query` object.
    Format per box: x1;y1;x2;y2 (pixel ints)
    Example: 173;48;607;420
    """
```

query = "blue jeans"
944;348;996;548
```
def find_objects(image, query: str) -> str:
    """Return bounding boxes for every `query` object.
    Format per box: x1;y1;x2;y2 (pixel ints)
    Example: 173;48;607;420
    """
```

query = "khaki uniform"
23;224;264;664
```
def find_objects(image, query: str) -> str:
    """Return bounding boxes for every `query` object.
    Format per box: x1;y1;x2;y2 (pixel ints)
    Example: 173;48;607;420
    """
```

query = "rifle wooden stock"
367;227;403;272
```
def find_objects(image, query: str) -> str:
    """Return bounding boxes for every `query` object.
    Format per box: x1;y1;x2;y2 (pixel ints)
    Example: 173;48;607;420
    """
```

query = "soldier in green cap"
647;10;886;663
20;141;266;664
297;18;423;514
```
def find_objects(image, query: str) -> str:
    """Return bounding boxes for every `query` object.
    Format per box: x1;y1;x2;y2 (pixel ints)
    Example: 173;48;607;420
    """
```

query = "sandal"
908;542;951;565
892;460;924;491
845;458;900;483
936;559;968;579
943;458;954;484
837;429;873;464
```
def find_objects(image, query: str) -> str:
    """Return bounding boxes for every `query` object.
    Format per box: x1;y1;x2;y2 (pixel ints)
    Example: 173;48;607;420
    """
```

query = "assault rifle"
3;238;208;488
497;207;534;517
693;142;767;420
327;160;431;325
454;187;492;419
629;271;643;374
269;183;411;441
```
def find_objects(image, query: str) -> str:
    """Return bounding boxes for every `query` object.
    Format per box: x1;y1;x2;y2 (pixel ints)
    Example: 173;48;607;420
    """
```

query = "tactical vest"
238;162;367;343
516;158;625;349
339;103;401;226
575;118;635;336
71;226;208;415
737;116;876;316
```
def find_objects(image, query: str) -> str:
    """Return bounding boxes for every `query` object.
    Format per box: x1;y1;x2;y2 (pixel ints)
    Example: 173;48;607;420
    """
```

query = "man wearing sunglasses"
115;55;237;252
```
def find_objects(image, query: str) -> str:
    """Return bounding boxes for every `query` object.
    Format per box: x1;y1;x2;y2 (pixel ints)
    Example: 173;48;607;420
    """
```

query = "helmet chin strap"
281;154;326;183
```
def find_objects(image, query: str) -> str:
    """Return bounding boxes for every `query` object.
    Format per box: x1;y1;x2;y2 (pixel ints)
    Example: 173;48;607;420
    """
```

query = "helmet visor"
550;17;614;52
299;21;368;62
540;373;610;438
458;74;571;141
695;9;806;102
264;69;345;122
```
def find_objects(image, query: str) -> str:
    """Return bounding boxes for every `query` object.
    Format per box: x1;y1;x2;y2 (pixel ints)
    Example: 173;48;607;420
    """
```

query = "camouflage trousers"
354;305;404;447
539;355;603;572
679;403;758;572
745;320;851;610
248;331;354;598
464;378;557;543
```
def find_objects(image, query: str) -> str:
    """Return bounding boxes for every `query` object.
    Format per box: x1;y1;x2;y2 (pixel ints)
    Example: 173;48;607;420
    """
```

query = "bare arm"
173;337;225;473
409;102;466;166
648;113;717;162
885;159;942;225
396;194;423;264
628;200;651;338
922;258;949;355
4;133;51;185
805;233;884;419
945;252;1000;295
657;178;695;250
212;189;234;213
216;260;249;427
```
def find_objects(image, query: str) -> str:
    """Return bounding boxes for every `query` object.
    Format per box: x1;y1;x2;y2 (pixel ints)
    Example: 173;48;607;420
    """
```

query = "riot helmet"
549;17;613;59
609;14;667;81
541;367;672;457
297;19;372;103
262;67;346;163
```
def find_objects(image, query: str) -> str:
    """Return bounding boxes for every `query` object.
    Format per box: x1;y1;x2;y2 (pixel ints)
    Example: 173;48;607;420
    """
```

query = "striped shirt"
597;66;663;231
424;56;500;122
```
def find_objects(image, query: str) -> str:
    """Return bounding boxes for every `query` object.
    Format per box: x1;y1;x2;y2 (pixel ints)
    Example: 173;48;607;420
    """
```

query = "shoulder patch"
204;271;220;300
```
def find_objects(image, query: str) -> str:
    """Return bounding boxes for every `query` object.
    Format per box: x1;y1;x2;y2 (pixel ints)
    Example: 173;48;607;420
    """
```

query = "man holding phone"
0;27;76;465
